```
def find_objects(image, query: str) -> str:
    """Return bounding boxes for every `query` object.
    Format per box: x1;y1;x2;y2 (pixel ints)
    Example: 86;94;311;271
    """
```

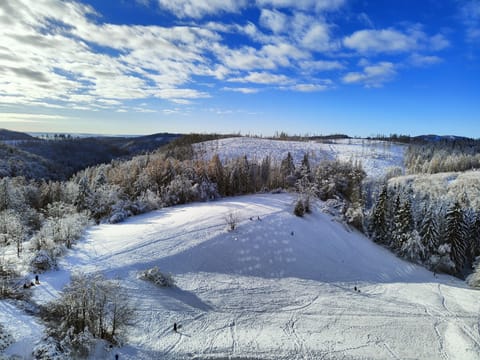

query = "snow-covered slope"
194;137;405;178
26;194;480;360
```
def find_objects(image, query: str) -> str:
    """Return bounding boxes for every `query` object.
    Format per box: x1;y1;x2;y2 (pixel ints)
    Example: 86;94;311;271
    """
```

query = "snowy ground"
15;194;479;359
194;137;406;179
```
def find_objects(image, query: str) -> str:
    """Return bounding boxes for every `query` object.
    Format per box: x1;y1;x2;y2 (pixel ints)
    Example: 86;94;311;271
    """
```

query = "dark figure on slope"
173;322;177;332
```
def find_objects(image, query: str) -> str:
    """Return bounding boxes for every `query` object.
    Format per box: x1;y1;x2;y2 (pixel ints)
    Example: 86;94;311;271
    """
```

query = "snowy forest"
2;135;480;282
369;139;480;282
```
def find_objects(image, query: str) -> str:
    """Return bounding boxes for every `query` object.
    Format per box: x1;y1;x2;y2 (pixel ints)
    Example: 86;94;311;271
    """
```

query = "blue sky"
0;0;479;137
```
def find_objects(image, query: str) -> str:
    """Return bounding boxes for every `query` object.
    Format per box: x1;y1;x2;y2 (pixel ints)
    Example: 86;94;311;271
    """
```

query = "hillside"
0;128;36;141
2;194;476;359
194;137;405;179
0;130;180;180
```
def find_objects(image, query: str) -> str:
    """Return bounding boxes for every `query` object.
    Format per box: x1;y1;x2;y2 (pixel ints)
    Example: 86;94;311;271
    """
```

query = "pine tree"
400;230;425;263
419;205;439;260
392;196;413;252
207;154;225;195
280;152;295;187
445;202;468;276
470;212;480;260
370;185;389;245
299;153;311;181
260;156;271;189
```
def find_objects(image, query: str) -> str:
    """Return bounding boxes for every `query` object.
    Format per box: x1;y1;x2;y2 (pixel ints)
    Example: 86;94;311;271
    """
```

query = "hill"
194;137;406;179
0;128;35;141
7;193;476;359
0;130;180;180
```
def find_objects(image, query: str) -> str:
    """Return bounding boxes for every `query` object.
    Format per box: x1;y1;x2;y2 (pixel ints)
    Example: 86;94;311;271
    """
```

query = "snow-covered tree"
44;273;131;351
0;210;26;257
370;185;389;244
400;230;425;263
467;256;480;288
445;202;468;276
419;205;439;259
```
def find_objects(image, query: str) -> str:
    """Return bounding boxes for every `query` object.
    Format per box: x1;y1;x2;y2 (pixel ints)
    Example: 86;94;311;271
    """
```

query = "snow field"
27;194;480;359
194;137;406;179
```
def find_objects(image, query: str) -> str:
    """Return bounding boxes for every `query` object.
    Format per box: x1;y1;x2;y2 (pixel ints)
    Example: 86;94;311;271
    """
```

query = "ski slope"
194;137;405;179
27;193;480;359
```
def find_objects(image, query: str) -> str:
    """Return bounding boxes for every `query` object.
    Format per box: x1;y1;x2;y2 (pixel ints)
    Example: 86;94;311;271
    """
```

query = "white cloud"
459;1;480;42
291;83;329;92
343;27;449;54
256;0;345;12
299;60;344;72
0;112;68;123
409;54;442;67
223;87;260;94
229;71;292;85
215;42;307;71
429;34;450;51
343;29;418;53
342;62;396;88
259;9;288;33
156;0;247;18
301;23;332;51
0;0;225;108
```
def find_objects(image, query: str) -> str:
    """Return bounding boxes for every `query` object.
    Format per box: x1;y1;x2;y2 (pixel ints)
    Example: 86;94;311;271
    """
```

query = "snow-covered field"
194;137;406;178
4;193;475;359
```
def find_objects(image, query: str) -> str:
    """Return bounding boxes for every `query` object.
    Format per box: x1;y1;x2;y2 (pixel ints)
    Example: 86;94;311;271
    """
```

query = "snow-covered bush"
294;199;305;217
42;273;131;351
467;257;480;288
33;337;69;360
224;211;238;231
61;327;95;358
108;200;137;224
30;249;56;272
139;266;175;287
428;244;456;274
344;203;364;231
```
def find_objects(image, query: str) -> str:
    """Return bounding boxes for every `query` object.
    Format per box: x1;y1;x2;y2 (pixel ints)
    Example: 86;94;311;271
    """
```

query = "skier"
35;275;40;284
173;322;177;332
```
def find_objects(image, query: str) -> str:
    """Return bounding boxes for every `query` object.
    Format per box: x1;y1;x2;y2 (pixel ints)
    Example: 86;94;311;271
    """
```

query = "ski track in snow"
3;193;480;359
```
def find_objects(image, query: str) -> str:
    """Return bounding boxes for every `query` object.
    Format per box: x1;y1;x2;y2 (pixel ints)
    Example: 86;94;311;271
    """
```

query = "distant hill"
0;128;36;141
413;134;473;143
0;129;181;180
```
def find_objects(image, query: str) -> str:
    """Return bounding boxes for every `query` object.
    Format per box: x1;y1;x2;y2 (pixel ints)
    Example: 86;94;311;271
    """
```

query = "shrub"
30;250;56;272
294;199;305;217
225;211;238;231
139;266;175;287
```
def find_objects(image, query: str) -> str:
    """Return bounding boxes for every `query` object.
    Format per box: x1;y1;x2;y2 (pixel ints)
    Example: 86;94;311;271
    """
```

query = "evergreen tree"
280;152;295;187
465;210;480;268
260;156;271;189
207;154;225;195
392;197;413;252
470;212;480;260
299;153;311;181
445;202;468;276
400;230;425;263
370;185;389;245
419;205;439;260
